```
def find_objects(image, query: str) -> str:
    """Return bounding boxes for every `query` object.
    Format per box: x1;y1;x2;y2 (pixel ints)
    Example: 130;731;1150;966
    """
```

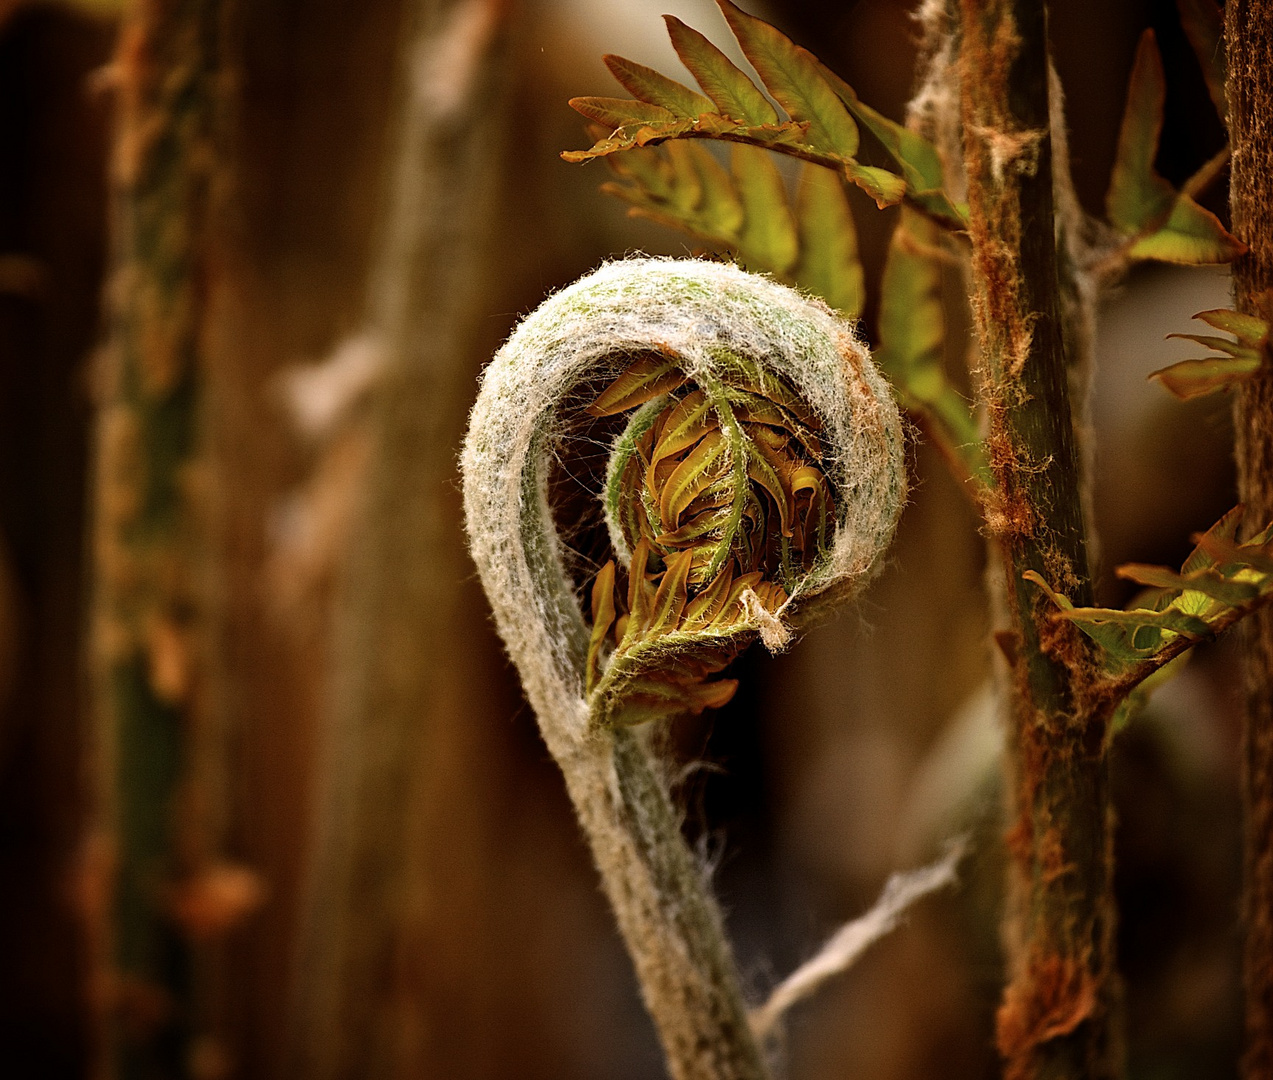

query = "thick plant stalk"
1225;3;1273;1076
958;3;1119;1079
462;258;905;1080
92;0;227;1075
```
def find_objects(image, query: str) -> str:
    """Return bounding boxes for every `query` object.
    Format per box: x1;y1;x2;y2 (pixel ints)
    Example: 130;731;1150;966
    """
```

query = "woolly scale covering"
462;256;906;740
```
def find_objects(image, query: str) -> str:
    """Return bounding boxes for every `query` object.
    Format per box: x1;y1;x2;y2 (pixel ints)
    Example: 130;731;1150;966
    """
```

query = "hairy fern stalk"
462;258;904;1078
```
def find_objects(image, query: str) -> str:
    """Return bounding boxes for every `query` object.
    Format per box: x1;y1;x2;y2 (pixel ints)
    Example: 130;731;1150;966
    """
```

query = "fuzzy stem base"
552;726;767;1080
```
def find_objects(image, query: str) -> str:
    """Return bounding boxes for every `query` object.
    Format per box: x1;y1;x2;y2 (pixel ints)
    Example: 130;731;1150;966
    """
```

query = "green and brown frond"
584;348;836;724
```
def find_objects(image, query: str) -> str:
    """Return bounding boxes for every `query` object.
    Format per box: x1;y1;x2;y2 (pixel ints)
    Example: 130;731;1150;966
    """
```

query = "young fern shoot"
462;258;905;1078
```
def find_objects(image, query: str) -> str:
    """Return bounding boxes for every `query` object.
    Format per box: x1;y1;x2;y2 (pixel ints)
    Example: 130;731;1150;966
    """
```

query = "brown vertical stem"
958;2;1119;1078
1226;3;1273;1076
93;0;228;1076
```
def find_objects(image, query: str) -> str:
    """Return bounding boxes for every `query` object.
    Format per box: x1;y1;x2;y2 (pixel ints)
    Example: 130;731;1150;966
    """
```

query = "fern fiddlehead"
461;257;905;1078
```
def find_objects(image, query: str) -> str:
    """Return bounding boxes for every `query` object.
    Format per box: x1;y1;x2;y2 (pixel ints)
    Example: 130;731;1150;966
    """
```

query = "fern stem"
92;0;228;1075
957;2;1120;1078
559;726;770;1080
1224;3;1273;1075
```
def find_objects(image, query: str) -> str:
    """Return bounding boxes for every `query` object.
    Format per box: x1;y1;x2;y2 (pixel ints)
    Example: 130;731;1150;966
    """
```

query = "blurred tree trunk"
284;1;527;1076
198;0;404;1072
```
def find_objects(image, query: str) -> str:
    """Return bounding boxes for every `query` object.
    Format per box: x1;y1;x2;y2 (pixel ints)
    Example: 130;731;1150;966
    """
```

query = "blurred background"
0;0;1248;1077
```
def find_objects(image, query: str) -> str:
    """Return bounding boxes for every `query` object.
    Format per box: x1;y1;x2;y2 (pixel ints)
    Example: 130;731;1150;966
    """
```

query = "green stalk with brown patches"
958;2;1119;1078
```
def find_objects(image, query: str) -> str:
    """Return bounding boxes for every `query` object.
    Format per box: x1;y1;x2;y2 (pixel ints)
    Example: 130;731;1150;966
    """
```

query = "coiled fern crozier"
462;257;905;1079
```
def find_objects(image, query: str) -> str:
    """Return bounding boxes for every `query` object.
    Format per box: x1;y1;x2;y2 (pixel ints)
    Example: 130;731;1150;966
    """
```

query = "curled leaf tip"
463;257;905;731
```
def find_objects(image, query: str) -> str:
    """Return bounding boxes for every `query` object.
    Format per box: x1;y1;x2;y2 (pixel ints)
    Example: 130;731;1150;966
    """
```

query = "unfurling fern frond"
462;258;906;1078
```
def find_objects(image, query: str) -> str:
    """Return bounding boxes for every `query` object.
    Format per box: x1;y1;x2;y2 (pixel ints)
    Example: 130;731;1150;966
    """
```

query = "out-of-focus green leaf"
732;145;799;274
603;54;716;118
1183;505;1244;571
1105;29;1245;265
1107;31;1176;233
813;59;966;227
604;141;746;242
1023;570;1167;662
792;164;863;317
716;0;859;158
1176;0;1227;122
685;144;749;236
877;212;942;379
664;14;779;126
661;140;705;215
1065;605;1213;644
1127;194;1248;264
1195;307;1270;344
1165;332;1260;358
1150;355;1262;399
1116;563;1260;604
1202;535;1273;577
1150;305;1268;399
602;144;865;319
877;209;987;486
